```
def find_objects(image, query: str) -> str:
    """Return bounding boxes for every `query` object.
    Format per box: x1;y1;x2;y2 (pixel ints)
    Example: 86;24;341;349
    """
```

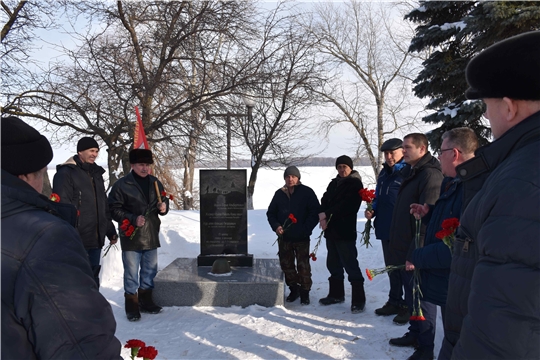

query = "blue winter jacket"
372;159;405;241
411;177;462;306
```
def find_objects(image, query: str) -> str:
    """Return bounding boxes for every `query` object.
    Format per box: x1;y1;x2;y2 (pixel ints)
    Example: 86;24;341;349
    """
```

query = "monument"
152;169;284;307
197;169;253;266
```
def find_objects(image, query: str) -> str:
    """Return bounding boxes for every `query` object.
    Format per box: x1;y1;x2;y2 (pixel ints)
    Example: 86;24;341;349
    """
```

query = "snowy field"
50;166;444;359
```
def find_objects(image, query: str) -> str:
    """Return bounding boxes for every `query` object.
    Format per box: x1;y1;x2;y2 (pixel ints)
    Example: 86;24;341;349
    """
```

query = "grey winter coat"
1;170;121;359
388;153;443;265
441;111;540;360
53;155;117;249
108;171;169;251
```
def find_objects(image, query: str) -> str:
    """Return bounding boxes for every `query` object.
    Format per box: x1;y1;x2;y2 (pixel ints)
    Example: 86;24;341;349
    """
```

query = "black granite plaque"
198;170;252;266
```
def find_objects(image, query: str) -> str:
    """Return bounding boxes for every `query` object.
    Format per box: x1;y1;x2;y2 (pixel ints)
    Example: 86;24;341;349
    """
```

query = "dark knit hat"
284;166;301;180
466;31;540;100
77;137;99;152
335;155;353;170
380;138;403;152
129;149;153;164
1;116;53;175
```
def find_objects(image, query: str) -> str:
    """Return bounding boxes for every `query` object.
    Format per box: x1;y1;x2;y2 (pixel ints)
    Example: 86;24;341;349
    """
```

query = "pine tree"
406;1;540;150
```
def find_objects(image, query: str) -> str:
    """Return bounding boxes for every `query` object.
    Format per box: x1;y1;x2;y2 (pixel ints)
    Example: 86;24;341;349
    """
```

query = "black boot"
319;277;345;305
286;284;300;302
138;288;162;314
300;288;310;305
351;280;366;313
125;293;141;322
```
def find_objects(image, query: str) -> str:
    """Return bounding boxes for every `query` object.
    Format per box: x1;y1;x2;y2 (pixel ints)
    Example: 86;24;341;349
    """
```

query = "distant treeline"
196;157;372;168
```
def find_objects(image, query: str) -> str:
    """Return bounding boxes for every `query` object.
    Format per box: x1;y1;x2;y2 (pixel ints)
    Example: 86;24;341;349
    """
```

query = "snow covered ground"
88;166;444;360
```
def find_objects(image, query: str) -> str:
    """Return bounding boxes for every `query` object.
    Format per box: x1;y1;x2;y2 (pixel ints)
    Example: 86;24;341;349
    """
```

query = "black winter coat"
266;183;320;243
108;171;169;251
372;159;405;241
411;177;462;306
320;170;364;241
53;155;117;249
440;111;540;360
1;170;121;359
388;153;443;264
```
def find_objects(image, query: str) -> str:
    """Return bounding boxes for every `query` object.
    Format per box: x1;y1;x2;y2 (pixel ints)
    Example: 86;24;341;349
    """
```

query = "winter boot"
125;293;141;322
375;301;401;316
138;288;163;314
393;305;410;325
286;284;300;302
319;277;345;305
389;332;419;348
300;288;310;305
350;280;366;313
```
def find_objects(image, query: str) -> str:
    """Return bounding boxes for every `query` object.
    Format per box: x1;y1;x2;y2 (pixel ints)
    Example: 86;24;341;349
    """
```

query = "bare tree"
307;1;423;177
1;1;265;208
235;4;326;209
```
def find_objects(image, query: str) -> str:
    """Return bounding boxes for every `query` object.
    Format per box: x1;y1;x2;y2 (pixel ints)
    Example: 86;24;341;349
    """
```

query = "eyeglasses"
436;148;462;157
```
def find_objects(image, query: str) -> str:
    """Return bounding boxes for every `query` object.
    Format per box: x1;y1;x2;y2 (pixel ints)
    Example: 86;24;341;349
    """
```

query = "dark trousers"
381;239;405;306
417;301;443;351
326;238;364;283
278;241;312;290
402;270;438;345
87;248;101;288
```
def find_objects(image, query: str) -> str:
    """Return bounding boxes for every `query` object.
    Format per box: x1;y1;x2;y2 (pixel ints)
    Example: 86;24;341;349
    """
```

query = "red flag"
134;106;149;150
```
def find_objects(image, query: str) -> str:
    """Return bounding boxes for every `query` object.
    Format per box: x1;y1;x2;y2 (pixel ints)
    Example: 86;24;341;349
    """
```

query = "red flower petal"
125;339;146;349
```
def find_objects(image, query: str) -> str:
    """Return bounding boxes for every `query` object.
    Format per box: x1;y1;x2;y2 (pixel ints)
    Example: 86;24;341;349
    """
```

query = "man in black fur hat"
1;117;121;359
440;31;540;360
108;148;169;321
53;136;118;288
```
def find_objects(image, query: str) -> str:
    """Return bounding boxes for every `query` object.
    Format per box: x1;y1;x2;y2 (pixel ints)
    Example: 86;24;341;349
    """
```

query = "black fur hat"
466;31;540;100
129;149;153;164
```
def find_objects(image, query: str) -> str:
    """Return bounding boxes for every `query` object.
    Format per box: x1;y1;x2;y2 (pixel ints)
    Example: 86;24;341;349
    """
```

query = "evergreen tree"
406;1;540;150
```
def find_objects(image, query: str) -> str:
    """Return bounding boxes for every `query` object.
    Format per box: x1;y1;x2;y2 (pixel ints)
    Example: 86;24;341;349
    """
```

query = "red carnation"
49;193;61;202
442;217;459;230
169;194;174;201
125;339;146;349
137;345;158;360
288;213;297;224
161;191;166;197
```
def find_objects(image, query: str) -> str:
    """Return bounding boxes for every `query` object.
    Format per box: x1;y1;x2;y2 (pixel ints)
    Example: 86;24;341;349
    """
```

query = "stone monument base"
153;258;284;307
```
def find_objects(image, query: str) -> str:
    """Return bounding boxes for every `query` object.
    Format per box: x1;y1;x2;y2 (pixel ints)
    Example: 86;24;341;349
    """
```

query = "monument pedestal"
153;258;284;307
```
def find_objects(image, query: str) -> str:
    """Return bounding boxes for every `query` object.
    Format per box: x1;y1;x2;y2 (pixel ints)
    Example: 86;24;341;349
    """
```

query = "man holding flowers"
387;133;443;348
318;155;366;313
406;128;478;360
267;166;320;305
364;138;407;322
108;149;169;321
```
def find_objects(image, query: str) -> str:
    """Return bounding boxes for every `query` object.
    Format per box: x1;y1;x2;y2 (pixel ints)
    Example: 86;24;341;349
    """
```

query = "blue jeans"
122;249;158;295
326;239;364;283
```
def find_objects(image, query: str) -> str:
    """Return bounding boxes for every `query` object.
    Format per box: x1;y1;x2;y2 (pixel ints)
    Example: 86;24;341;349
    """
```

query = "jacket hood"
57;156;77;169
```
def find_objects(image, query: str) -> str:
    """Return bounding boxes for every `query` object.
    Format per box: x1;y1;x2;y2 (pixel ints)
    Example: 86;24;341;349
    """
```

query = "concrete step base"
153;258;284;307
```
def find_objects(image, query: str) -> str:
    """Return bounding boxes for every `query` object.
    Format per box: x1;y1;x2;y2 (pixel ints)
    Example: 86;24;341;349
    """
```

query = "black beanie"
335;155;353;170
284;166;301;180
1;116;53;175
129;149;153;164
466;31;540;100
77;137;99;152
